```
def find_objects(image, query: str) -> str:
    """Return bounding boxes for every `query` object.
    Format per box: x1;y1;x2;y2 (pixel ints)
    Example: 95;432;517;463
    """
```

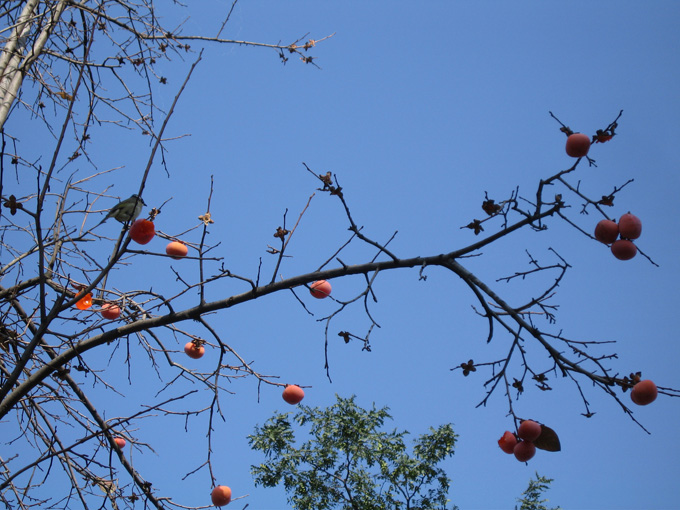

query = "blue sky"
6;1;680;509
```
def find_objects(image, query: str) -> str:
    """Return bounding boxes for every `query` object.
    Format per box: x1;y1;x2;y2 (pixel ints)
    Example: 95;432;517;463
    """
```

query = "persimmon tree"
0;1;677;509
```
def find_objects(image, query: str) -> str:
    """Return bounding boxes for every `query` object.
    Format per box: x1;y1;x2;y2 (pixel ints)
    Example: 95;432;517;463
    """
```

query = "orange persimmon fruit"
129;219;155;245
211;485;232;506
310;280;331;299
184;342;205;359
101;303;121;320
166;241;188;259
76;293;93;310
565;133;591;158
282;385;305;405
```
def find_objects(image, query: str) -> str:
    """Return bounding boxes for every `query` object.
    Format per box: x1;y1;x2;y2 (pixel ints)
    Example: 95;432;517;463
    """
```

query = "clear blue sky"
8;1;680;509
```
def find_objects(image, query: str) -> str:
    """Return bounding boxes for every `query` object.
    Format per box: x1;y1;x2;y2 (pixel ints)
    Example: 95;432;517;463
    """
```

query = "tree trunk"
0;0;68;131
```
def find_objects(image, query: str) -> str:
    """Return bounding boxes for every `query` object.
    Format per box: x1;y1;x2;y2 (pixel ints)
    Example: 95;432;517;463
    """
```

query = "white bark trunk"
0;0;68;131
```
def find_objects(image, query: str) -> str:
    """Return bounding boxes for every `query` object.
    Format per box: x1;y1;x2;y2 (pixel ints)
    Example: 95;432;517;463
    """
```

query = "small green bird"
96;194;146;226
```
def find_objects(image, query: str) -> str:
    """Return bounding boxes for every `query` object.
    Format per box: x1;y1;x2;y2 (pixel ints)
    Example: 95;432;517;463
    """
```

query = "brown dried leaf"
534;424;561;452
598;195;615;207
464;220;484;235
198;212;214;225
481;199;502;216
3;195;23;215
273;226;289;239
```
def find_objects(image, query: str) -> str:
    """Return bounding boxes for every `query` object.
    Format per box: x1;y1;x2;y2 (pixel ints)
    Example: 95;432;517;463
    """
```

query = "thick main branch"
0;202;562;420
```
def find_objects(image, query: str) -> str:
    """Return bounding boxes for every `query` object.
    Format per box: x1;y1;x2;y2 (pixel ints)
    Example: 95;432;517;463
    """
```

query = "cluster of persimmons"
495;132;658;465
564;132;643;261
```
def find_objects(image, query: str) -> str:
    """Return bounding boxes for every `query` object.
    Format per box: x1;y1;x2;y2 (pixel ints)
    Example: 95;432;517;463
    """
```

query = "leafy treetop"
248;395;458;510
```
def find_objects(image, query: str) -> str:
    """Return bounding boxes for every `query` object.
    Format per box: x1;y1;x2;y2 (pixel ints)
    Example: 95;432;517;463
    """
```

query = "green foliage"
516;473;562;510
248;395;458;510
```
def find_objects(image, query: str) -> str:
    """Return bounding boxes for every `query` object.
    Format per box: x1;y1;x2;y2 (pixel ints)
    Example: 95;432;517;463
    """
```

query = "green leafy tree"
516;473;561;510
248;395;458;510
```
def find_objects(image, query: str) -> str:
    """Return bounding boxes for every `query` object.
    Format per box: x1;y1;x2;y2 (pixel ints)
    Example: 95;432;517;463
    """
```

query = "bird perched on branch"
96;194;146;226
